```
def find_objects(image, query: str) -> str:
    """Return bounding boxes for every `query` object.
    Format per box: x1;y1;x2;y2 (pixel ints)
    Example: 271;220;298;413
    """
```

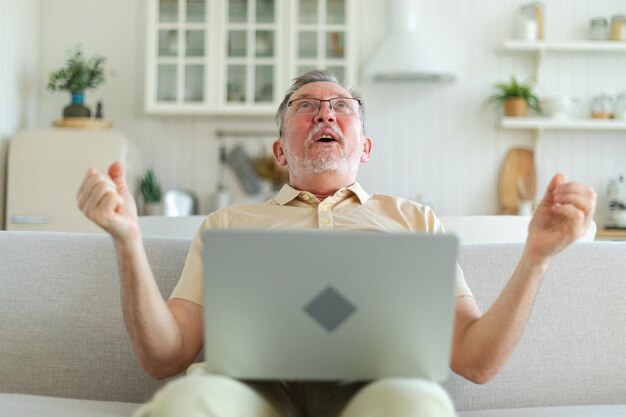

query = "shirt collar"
273;182;370;205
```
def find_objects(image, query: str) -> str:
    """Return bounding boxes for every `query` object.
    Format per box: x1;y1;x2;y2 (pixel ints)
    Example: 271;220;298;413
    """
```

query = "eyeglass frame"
286;97;362;116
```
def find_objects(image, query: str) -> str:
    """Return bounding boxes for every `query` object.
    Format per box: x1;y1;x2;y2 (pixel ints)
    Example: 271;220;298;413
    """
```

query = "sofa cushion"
446;242;626;411
0;393;139;417
459;404;626;417
0;232;192;403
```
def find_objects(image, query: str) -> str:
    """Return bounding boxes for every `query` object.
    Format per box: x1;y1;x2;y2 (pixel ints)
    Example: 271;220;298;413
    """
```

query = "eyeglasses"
287;97;362;116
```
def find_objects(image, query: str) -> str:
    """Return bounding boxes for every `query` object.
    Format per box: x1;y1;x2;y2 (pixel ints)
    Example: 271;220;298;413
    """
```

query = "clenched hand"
77;161;140;242
526;172;597;263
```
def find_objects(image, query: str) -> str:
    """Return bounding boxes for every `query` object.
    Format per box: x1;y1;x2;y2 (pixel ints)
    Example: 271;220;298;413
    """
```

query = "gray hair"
275;69;366;138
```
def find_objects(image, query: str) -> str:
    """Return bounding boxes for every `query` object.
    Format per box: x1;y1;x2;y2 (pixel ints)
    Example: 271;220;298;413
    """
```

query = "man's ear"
360;136;373;163
272;139;288;166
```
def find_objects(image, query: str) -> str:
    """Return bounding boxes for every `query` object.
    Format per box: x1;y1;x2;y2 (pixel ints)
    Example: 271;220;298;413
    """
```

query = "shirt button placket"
319;202;333;229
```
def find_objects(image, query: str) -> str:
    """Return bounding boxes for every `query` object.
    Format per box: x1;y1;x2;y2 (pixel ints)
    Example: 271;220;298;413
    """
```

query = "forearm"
114;236;187;377
456;250;549;382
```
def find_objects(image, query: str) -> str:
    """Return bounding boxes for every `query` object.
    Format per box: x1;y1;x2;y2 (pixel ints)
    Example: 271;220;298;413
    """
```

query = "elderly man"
77;70;596;417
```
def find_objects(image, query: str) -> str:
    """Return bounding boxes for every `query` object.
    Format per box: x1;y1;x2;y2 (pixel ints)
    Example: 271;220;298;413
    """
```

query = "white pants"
133;372;457;417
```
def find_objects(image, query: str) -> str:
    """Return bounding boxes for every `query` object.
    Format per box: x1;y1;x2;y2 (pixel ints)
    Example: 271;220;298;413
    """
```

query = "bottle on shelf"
610;14;626;41
514;4;538;41
615;93;626;120
590;17;609;41
591;93;615;119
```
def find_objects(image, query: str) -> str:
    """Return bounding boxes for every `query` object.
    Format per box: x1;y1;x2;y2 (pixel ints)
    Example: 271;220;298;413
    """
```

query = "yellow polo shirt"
170;182;472;305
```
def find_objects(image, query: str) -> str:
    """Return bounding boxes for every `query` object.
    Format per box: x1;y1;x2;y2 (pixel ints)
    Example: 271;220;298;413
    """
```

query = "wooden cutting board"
499;148;536;215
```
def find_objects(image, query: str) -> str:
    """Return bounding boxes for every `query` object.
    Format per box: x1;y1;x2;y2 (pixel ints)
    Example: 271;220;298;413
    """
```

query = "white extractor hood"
361;0;456;83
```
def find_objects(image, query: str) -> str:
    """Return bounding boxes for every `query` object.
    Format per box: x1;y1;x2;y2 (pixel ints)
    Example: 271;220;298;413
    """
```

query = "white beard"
283;124;362;178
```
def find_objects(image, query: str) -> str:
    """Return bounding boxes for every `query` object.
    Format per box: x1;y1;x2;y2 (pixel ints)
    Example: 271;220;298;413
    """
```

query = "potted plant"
139;169;162;216
47;45;108;118
485;76;541;117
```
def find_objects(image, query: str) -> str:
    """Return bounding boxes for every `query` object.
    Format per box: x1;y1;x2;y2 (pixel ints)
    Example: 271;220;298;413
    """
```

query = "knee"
341;378;456;417
133;374;276;417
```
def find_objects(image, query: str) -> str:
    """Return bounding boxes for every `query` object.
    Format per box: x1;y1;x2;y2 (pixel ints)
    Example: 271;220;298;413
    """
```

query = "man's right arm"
77;162;203;379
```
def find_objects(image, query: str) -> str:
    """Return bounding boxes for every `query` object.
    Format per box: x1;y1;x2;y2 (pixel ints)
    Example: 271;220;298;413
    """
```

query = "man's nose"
316;101;336;123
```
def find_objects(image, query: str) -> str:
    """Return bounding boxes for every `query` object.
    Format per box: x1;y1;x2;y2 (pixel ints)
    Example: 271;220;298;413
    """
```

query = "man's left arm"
449;173;596;384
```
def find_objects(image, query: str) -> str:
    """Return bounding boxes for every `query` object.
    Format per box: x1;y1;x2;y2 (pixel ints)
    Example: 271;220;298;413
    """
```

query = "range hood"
361;0;456;83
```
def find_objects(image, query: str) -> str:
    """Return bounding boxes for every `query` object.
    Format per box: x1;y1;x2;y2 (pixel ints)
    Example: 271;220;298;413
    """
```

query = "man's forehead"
291;81;351;99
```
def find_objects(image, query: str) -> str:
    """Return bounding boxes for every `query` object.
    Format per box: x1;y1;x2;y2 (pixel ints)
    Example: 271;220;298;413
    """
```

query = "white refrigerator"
5;129;137;233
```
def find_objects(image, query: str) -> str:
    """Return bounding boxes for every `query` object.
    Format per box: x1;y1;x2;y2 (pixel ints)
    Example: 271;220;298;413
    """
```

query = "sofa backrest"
443;242;626;411
0;231;191;403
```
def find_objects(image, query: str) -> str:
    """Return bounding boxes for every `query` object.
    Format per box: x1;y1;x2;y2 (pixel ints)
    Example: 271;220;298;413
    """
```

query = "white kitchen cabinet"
145;0;357;115
499;39;626;131
289;0;357;86
145;0;213;113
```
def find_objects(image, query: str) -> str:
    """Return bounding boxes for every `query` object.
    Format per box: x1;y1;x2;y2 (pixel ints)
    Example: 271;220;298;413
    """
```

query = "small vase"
503;98;528;117
143;202;163;216
63;93;91;118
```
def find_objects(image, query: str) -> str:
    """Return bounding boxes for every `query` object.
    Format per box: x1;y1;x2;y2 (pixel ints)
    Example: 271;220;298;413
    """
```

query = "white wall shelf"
502;39;626;53
501;117;626;131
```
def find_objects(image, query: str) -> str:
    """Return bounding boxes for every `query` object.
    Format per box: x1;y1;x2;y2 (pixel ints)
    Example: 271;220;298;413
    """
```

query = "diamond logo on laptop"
304;286;356;332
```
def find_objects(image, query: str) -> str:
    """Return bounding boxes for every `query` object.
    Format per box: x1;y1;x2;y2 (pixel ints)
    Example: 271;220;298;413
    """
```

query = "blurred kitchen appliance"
226;144;261;194
361;0;456;82
207;142;232;212
163;188;198;216
607;175;626;228
6;129;134;233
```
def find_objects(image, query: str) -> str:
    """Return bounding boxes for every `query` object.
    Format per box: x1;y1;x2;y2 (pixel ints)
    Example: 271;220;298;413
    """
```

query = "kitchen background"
2;0;626;230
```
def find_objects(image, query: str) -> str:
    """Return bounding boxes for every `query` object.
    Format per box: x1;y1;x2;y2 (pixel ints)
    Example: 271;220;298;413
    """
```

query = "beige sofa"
1;231;625;416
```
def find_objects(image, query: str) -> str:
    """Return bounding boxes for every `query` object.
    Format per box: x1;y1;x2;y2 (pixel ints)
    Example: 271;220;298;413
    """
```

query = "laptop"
202;229;459;382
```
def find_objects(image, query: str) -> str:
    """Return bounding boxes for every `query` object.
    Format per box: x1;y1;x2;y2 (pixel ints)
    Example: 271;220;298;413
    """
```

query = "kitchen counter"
595;228;626;241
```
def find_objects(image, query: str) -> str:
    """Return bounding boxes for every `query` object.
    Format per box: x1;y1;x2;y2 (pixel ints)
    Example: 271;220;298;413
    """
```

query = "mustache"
304;123;345;146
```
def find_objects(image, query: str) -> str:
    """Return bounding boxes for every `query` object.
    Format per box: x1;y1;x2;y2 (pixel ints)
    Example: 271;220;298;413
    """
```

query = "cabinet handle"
9;215;51;224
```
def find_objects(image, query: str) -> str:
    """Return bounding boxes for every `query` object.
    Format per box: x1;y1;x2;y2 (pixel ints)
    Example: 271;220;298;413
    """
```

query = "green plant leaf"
139;169;162;203
482;76;540;112
47;45;109;94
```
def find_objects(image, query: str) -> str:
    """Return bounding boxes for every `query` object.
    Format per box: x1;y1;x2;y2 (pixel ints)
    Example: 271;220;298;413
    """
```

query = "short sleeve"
168;216;213;305
424;206;473;297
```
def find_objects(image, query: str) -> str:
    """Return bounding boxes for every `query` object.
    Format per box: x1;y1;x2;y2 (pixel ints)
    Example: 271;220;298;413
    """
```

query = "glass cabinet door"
153;0;209;107
292;0;351;84
223;0;280;108
147;0;354;114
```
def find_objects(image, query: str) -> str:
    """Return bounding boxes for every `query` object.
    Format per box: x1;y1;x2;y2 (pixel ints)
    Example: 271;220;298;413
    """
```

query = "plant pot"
142;202;163;216
503;98;528;117
63;93;91;118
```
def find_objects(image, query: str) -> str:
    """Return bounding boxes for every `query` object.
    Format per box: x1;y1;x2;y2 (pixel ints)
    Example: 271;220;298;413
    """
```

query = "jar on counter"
590;17;609;40
615;93;626;120
591;93;615;119
610;14;626;41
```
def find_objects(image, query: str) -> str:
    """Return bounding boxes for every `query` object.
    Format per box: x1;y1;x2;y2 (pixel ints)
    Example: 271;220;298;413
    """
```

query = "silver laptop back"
202;229;459;382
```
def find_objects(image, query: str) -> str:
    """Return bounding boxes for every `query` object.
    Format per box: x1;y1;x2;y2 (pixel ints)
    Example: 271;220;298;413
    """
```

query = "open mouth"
317;135;337;143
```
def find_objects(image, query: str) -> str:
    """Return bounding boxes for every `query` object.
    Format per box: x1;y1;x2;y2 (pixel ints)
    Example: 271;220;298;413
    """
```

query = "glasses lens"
293;99;319;115
330;98;356;114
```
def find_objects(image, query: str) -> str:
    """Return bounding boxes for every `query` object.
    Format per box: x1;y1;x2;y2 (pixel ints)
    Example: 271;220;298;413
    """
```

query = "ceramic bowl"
540;96;580;118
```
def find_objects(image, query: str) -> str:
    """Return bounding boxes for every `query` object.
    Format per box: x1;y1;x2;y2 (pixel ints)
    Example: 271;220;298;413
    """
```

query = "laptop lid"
202;229;459;382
